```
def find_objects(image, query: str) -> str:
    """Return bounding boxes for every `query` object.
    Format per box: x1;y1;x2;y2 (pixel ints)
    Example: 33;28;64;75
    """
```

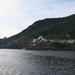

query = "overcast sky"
0;0;75;38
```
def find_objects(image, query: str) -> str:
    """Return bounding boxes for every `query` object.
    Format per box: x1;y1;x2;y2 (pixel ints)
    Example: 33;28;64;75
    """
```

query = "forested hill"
0;14;75;49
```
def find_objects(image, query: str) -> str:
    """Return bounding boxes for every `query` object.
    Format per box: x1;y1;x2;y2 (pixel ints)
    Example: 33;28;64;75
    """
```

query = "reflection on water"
0;49;75;75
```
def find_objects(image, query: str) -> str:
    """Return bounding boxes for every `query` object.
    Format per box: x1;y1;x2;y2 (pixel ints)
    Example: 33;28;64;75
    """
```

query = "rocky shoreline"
26;42;75;51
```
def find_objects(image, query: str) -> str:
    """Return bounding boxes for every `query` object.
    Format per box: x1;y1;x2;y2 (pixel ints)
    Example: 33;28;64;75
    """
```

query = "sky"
0;0;75;38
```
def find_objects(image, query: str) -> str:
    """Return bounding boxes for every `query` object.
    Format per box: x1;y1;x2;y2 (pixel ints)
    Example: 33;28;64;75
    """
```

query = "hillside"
0;14;75;49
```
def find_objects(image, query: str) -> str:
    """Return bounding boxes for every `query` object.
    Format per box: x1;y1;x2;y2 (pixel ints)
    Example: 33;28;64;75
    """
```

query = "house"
38;36;43;40
59;40;66;43
32;39;37;42
49;39;59;43
49;39;66;43
32;36;48;46
32;36;75;44
33;43;36;46
32;39;37;46
67;40;75;44
41;38;48;42
37;36;48;42
54;39;59;43
49;40;55;43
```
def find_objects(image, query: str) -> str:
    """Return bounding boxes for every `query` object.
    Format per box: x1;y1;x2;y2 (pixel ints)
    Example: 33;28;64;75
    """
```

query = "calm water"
0;49;75;75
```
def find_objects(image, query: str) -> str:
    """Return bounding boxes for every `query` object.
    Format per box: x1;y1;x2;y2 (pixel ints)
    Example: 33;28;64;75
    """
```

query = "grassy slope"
0;14;75;49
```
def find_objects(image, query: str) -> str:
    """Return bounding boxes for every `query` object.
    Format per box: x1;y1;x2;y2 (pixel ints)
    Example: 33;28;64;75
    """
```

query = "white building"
37;36;48;42
41;38;48;42
67;40;75;44
37;36;43;40
32;36;75;44
32;39;37;42
59;40;66;43
49;40;55;43
49;39;59;43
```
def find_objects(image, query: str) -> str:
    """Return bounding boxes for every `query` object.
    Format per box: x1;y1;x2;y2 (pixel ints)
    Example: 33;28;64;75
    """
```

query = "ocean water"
0;49;75;75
